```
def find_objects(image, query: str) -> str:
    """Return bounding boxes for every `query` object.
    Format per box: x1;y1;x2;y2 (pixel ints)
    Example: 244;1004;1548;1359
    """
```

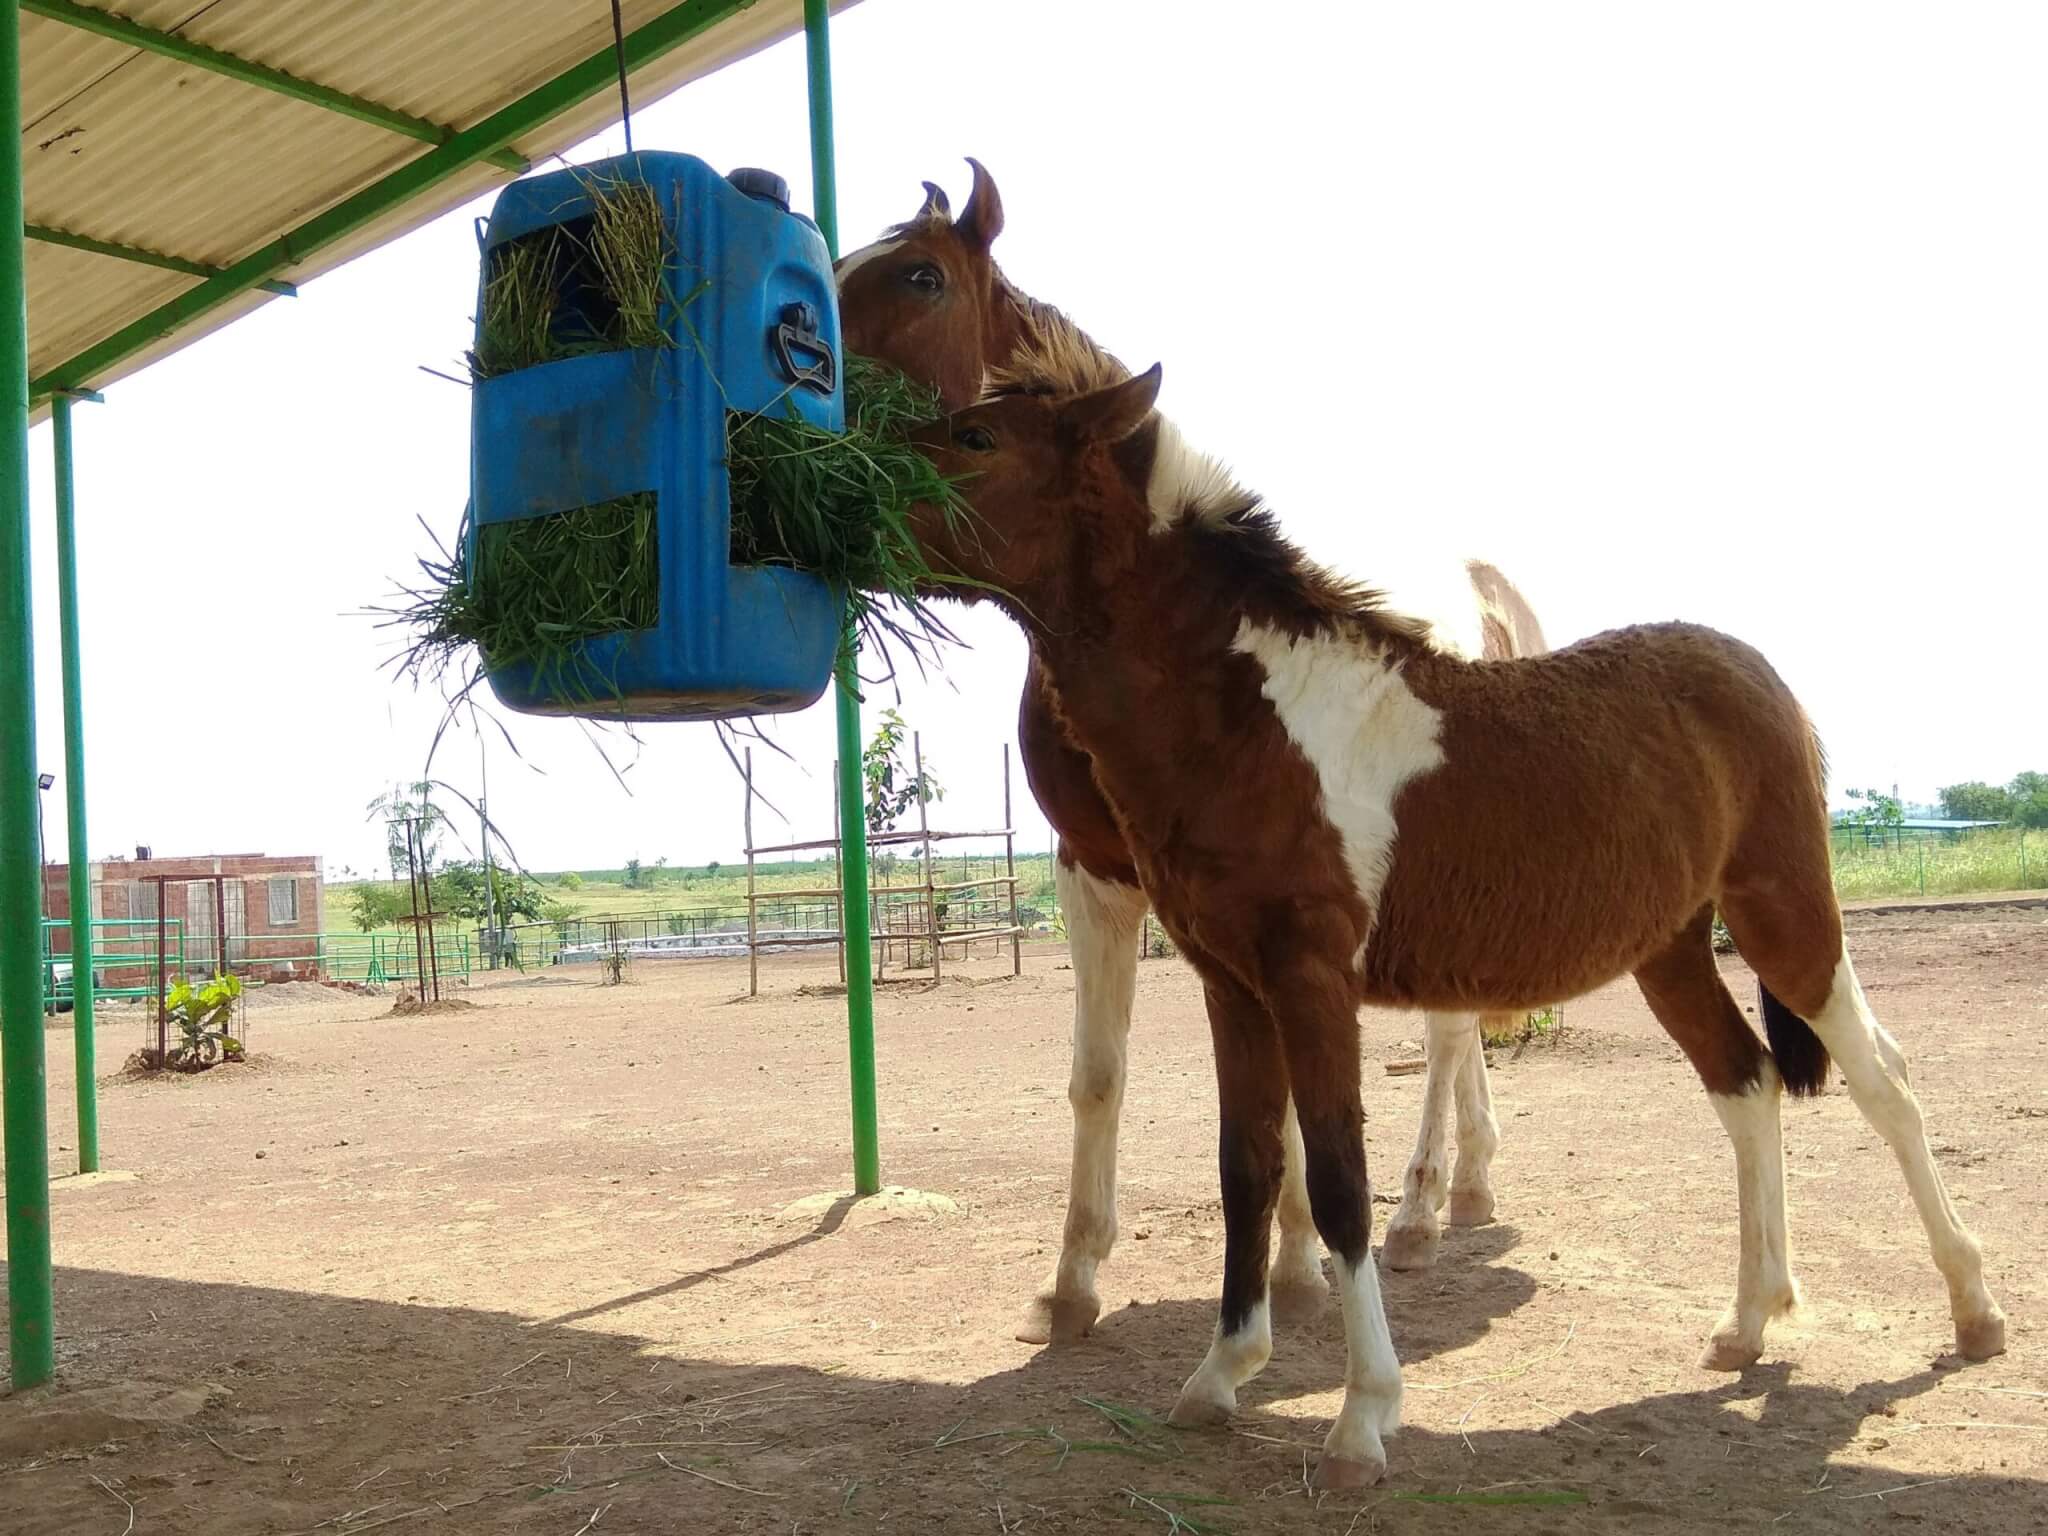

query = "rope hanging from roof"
609;0;635;152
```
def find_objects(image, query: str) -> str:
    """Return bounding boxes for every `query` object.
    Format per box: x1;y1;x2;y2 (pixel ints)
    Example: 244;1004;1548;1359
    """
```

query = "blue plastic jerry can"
469;152;843;721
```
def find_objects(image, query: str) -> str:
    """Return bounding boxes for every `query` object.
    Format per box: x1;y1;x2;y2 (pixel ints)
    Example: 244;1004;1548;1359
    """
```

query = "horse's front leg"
1016;858;1150;1345
1170;975;1289;1426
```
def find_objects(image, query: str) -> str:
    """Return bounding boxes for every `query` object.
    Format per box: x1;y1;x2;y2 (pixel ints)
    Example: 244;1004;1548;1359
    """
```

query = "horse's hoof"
1698;1336;1763;1372
1015;1291;1099;1347
1269;1270;1330;1326
1380;1223;1441;1273
1314;1454;1386;1490
1955;1309;2007;1362
1446;1187;1496;1227
1167;1386;1234;1429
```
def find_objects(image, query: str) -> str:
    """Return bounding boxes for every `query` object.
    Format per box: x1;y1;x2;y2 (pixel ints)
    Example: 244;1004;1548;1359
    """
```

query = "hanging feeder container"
469;151;843;721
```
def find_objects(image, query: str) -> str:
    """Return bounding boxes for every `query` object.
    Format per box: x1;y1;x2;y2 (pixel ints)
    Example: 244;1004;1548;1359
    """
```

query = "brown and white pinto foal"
902;348;2007;1486
836;164;1539;1341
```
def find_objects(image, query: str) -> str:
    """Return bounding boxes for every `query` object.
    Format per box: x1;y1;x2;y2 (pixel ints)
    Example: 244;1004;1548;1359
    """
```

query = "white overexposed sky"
19;1;2047;877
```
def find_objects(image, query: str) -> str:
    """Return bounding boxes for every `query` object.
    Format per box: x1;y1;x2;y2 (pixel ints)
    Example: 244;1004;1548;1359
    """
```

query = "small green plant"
1711;912;1736;954
1481;1007;1561;1049
162;973;244;1070
863;708;943;836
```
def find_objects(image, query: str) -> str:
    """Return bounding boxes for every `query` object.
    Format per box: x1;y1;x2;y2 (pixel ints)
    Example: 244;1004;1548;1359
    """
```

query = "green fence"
1830;826;2039;902
35;918;471;999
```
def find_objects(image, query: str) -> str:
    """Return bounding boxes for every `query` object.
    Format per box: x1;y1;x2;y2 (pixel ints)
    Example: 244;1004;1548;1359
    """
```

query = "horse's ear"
1063;364;1163;445
959;157;1004;250
917;179;951;223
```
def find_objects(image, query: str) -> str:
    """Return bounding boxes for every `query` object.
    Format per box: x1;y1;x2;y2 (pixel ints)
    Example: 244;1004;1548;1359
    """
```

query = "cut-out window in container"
468;152;842;720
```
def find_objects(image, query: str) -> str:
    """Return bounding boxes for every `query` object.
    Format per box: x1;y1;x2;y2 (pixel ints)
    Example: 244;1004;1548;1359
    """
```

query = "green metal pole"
804;0;880;1198
1;0;57;1389
53;395;97;1173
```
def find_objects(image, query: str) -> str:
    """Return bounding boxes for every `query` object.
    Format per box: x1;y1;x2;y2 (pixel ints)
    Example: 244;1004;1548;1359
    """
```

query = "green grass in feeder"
468;174;672;377
391;173;973;709
727;354;971;660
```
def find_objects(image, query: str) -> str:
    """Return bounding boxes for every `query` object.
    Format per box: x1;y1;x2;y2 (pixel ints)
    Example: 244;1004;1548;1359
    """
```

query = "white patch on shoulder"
1232;619;1446;959
1146;414;1243;531
832;238;903;286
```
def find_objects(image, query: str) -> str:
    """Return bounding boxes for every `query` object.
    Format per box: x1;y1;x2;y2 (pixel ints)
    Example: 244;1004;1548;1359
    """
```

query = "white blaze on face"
1231;620;1446;961
832;237;904;288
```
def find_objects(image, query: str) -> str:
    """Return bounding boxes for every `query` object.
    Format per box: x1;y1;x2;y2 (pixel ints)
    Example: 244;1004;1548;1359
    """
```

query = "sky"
19;0;2047;879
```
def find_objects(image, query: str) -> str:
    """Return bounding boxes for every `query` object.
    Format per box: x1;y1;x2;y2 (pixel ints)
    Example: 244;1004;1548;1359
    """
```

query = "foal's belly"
1359;872;1706;1014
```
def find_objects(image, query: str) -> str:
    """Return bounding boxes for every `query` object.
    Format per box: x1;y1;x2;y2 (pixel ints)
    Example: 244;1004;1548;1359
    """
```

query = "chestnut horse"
837;165;1541;1343
899;343;2006;1486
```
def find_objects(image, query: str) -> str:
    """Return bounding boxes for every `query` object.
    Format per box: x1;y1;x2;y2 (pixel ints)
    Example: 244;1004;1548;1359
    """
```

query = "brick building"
41;850;327;986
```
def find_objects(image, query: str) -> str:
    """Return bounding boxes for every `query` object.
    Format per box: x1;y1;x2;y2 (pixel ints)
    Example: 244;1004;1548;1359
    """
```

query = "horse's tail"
1760;983;1831;1098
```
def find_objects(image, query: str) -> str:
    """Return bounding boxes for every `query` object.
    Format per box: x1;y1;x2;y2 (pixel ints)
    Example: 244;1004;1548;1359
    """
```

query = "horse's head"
910;363;1165;616
837;159;1015;411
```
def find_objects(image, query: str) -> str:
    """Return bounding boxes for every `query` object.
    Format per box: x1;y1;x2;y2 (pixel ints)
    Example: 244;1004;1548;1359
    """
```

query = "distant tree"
367;781;455;878
706;860;722;878
1842;787;1905;829
1938;781;2014;822
346;882;408;932
2009;771;2048;830
557;871;584;890
623;857;644;889
432;861;552;923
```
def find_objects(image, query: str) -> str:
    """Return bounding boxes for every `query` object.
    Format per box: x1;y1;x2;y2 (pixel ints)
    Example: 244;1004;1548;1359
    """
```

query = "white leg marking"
1448;1018;1501;1226
1269;1097;1328;1312
1701;1061;1798;1370
1383;1012;1472;1271
1016;860;1149;1345
1805;953;2005;1357
1318;1253;1403;1485
1170;1300;1273;1427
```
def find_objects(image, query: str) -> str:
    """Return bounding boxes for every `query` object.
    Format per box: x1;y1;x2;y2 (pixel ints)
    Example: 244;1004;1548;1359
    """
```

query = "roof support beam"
22;0;529;173
32;0;757;399
27;222;296;297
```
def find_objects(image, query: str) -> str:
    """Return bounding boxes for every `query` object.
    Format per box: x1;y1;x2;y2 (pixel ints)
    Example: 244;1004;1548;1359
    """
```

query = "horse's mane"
984;309;1432;646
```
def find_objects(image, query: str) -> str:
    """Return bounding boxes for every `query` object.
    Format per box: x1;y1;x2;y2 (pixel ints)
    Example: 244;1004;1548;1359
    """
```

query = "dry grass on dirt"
2;904;2044;1534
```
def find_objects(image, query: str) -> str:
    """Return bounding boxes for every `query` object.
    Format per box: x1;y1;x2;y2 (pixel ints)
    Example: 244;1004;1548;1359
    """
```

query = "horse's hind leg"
1269;1097;1330;1320
1633;909;1799;1370
1726;894;2007;1361
1017;856;1149;1345
1449;1016;1503;1226
1383;1011;1477;1270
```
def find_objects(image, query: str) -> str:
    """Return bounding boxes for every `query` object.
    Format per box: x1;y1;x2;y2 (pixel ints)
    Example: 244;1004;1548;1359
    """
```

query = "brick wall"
43;852;326;985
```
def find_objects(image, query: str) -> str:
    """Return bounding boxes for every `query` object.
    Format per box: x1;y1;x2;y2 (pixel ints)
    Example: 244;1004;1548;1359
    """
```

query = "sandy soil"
2;904;2044;1534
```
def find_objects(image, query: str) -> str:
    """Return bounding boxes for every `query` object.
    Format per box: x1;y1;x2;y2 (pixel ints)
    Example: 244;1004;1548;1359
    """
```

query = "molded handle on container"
774;302;836;396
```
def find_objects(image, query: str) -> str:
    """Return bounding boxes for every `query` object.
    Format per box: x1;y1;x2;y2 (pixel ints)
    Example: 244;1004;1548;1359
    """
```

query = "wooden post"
914;733;938;979
744;748;758;997
1004;743;1021;976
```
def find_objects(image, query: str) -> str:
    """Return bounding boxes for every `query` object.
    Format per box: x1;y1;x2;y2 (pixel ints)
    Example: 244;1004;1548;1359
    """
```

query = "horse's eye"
953;426;996;452
905;264;944;294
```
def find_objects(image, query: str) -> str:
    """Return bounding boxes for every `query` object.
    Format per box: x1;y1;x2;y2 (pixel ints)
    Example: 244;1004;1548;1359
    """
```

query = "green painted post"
804;0;880;1197
1;0;57;1389
52;395;97;1172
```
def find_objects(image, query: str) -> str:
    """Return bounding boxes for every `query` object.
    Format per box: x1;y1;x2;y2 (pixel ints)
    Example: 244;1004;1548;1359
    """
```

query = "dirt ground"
2;903;2043;1534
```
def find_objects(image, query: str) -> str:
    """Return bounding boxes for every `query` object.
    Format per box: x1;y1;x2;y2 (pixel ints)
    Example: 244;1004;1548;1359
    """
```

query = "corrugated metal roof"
22;0;854;418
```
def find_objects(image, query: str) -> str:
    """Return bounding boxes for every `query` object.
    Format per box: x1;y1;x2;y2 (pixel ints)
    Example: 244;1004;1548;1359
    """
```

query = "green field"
329;826;2040;955
1830;825;2043;902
